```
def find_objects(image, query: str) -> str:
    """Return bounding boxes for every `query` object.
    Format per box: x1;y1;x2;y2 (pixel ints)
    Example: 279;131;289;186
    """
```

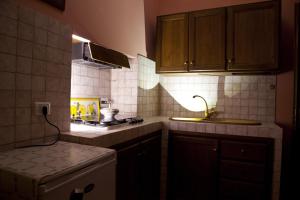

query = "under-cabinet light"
72;34;90;43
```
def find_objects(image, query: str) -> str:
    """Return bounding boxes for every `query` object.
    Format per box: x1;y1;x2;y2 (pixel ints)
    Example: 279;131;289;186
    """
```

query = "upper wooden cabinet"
155;1;279;73
189;8;226;72
156;13;189;72
227;1;279;71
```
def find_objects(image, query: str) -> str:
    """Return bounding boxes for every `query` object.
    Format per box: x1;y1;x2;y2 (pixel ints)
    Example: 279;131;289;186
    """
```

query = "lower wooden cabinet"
219;179;266;200
110;131;161;200
168;135;218;200
140;135;162;200
115;142;140;200
168;131;274;200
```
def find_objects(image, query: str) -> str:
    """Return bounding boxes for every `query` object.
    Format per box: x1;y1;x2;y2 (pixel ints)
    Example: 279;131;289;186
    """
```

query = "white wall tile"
17;56;32;74
0;35;17;54
0;53;16;72
0;72;15;90
0;15;17;37
160;75;276;122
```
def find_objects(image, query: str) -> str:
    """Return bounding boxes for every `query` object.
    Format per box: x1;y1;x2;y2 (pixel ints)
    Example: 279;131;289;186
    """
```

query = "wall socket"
35;102;51;115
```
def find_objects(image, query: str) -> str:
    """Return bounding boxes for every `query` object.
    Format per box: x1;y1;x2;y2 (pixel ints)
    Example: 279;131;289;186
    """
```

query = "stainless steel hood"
72;42;130;69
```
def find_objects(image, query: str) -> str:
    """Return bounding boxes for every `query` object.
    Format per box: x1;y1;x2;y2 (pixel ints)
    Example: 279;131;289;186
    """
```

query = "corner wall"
0;0;72;150
16;0;147;57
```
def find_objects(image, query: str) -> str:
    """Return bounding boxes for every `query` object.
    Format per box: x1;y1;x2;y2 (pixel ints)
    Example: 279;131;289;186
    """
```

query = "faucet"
193;95;214;119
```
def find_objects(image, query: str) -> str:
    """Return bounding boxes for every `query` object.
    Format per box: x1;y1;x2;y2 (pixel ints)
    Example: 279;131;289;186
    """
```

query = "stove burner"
126;117;144;124
71;117;143;127
100;119;127;127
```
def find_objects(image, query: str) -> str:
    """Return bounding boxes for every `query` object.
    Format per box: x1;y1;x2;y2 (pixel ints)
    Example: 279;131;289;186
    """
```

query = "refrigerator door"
38;158;116;200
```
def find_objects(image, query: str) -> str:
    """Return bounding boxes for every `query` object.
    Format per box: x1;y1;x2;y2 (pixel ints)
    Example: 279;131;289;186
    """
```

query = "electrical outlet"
35;102;51;115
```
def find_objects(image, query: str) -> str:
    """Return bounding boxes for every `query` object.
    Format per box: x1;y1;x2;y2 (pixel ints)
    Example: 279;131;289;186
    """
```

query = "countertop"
0;141;116;200
0;141;115;184
61;117;166;147
61;116;283;200
61;116;282;148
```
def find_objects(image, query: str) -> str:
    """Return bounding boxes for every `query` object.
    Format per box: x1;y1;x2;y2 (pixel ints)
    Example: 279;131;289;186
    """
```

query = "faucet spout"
193;95;209;119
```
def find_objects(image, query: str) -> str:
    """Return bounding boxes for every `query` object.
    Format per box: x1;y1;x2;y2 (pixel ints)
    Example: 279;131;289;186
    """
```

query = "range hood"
72;42;130;69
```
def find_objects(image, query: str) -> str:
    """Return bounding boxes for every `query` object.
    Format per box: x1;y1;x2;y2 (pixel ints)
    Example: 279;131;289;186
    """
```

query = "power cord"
17;106;61;148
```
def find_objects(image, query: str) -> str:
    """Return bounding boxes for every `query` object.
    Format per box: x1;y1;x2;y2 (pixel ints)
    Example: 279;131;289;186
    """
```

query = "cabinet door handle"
227;59;234;68
184;61;188;65
240;148;245;153
190;61;194;66
212;148;217;152
227;58;234;65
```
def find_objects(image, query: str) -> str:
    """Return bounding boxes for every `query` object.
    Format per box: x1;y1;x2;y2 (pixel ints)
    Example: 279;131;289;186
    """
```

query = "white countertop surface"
63;116;282;139
0;141;115;184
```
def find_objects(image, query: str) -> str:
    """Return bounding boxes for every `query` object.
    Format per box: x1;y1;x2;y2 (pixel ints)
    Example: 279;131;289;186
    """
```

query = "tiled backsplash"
160;75;276;122
134;55;277;123
111;58;138;119
70;53;277;124
0;0;72;150
71;56;152;120
71;63;111;98
137;55;160;117
71;55;161;120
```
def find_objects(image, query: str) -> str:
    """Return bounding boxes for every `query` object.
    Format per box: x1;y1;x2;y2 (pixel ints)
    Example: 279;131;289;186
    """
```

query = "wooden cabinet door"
156;14;189;72
168;135;218;200
219;179;266;200
227;1;279;71
116;143;141;200
140;134;161;200
189;8;226;71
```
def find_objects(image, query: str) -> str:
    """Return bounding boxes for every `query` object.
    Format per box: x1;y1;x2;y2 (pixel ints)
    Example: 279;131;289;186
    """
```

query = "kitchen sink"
169;117;261;125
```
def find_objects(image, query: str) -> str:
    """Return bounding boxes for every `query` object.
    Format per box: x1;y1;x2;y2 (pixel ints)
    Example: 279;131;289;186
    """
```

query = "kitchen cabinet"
168;135;218;200
168;131;274;200
156;13;189;72
227;1;279;71
156;1;279;73
111;131;161;200
218;139;273;200
189;8;226;72
115;142;140;200
140;134;162;200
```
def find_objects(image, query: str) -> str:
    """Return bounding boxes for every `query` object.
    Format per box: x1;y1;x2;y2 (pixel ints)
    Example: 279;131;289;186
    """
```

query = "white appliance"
39;157;115;200
0;142;116;200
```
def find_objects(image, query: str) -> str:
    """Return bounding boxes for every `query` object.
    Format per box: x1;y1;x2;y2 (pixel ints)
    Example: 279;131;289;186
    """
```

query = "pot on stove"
100;107;119;123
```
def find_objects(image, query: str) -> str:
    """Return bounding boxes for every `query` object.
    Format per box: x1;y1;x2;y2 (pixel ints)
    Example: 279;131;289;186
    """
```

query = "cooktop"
71;117;144;129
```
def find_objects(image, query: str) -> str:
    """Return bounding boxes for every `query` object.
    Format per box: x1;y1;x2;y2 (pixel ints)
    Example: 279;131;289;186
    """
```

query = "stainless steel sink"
169;117;261;125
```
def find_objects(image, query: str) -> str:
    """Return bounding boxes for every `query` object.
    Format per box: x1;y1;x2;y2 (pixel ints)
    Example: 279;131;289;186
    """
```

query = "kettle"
100;101;119;122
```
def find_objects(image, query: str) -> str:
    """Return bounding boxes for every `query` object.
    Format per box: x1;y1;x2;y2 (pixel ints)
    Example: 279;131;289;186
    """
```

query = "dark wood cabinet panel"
168;131;274;200
220;140;268;162
227;1;279;71
156;14;189;72
113;131;161;200
155;1;279;73
219;179;266;200
168;135;218;200
220;160;266;182
140;135;161;200
116;143;140;200
189;8;226;71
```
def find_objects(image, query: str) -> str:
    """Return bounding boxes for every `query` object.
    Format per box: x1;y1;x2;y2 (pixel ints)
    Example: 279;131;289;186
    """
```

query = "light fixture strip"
72;34;91;43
